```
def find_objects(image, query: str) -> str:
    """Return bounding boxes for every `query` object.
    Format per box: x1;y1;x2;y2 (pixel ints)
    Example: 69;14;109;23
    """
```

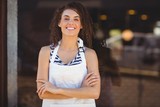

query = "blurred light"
122;29;134;41
153;21;160;36
154;28;160;36
157;21;160;26
128;9;136;15
109;29;121;37
106;29;122;49
99;14;107;21
140;14;148;21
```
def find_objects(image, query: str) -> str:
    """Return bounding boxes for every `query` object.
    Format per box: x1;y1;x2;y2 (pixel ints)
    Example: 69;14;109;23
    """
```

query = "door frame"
0;0;7;106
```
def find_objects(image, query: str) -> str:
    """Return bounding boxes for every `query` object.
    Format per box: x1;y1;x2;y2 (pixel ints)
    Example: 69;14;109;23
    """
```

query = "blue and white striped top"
49;43;85;66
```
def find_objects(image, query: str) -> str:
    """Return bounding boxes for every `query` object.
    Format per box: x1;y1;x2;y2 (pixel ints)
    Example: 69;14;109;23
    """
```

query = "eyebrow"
63;15;80;18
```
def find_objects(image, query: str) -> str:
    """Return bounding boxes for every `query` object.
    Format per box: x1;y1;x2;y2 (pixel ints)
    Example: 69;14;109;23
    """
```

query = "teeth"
67;27;75;30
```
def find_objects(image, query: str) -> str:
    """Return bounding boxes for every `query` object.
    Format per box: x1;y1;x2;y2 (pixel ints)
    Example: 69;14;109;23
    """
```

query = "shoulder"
40;45;50;53
85;47;99;74
38;45;50;58
85;47;98;61
85;47;97;56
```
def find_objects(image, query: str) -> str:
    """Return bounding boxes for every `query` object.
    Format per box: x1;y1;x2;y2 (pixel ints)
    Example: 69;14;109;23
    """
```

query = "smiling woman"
36;1;100;107
49;1;93;48
58;9;82;37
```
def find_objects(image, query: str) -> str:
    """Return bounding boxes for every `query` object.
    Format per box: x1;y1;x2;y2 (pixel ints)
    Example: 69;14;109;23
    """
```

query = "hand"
36;80;58;96
81;72;99;87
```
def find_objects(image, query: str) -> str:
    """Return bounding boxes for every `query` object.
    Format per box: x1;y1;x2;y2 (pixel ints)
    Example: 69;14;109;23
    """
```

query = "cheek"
77;23;82;29
58;21;63;27
79;23;82;29
58;19;66;27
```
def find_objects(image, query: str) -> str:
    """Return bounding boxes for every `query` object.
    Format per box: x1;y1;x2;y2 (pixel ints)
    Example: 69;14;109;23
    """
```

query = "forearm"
57;87;100;99
38;91;71;99
54;70;101;99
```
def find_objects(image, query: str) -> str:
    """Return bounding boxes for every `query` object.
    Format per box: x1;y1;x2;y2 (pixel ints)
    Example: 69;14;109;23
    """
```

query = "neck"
60;36;78;51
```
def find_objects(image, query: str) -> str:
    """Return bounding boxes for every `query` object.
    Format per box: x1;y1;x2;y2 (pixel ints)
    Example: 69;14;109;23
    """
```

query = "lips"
66;27;75;30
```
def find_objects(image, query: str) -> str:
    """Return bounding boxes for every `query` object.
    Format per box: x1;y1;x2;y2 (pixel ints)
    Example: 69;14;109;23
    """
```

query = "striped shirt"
49;43;85;66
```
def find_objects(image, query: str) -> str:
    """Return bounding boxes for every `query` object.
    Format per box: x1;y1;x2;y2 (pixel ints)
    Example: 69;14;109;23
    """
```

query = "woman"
36;1;100;107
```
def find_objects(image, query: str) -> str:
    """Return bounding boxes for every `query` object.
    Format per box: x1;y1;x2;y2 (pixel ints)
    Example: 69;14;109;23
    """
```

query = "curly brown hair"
49;1;94;48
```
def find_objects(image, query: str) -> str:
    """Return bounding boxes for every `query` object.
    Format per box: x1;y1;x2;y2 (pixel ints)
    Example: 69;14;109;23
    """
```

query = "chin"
65;33;79;37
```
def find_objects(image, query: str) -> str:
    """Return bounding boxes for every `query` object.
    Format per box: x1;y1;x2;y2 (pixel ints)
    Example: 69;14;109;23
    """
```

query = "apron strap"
77;38;86;66
50;37;86;66
50;44;60;63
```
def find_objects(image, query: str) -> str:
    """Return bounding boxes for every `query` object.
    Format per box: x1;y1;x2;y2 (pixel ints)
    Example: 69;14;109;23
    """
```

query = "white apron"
42;38;96;107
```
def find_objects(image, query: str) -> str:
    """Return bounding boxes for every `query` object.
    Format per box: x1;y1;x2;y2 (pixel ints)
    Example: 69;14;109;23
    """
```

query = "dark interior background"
18;0;160;107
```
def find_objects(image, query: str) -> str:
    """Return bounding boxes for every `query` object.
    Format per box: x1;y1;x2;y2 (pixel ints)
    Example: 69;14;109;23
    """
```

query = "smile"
66;27;75;30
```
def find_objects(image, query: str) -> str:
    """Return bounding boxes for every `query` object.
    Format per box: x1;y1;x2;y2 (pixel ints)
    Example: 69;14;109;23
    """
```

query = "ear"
58;24;61;27
80;25;83;29
58;22;61;27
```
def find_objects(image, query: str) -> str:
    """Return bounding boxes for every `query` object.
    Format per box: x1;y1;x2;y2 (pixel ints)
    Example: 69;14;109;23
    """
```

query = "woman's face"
58;9;82;37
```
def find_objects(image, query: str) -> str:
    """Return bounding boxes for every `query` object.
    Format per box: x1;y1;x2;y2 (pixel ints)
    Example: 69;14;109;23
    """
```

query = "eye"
64;17;69;21
74;18;79;21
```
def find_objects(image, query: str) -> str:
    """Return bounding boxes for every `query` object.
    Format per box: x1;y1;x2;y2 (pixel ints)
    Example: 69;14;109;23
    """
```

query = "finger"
37;86;44;94
38;86;46;95
41;88;47;95
85;73;92;80
87;74;98;82
85;72;95;80
84;75;96;86
37;86;43;95
37;84;45;93
36;79;47;83
88;78;99;85
37;83;45;92
89;81;98;87
87;76;99;86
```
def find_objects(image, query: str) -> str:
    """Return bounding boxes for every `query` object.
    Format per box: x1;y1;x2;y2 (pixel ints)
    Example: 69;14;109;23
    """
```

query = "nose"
68;19;74;24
